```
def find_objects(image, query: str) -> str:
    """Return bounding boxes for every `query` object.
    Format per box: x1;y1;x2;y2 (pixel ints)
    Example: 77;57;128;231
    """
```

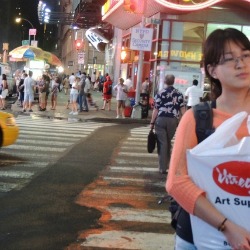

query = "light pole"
15;17;35;45
15;17;34;28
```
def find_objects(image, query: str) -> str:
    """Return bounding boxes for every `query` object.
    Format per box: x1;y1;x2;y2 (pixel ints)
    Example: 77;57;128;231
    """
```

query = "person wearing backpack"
166;28;250;249
101;75;113;111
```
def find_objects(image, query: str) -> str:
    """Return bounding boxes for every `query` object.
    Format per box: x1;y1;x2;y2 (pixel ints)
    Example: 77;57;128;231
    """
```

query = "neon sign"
155;0;223;11
157;50;202;61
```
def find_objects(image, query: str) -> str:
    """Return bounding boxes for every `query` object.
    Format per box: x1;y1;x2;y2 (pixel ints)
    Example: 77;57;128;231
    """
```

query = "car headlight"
6;117;17;126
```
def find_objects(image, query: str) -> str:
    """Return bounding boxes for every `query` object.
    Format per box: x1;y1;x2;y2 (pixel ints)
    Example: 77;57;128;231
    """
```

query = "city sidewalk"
10;90;152;124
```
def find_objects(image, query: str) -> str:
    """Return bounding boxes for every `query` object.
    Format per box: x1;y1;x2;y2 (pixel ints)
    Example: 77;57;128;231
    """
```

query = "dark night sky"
0;0;57;51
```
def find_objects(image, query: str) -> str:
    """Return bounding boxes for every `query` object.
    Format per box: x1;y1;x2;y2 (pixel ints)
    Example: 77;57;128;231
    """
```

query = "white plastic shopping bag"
187;111;250;249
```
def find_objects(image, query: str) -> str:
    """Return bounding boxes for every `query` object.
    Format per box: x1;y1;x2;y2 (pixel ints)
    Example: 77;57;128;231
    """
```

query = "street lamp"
15;17;35;45
15;17;34;28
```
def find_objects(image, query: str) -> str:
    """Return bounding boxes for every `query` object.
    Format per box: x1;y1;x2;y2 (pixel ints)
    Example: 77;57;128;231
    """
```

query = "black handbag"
147;129;157;153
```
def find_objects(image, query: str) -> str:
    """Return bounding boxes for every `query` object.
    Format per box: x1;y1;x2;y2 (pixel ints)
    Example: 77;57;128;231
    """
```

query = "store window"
206;24;241;37
242;26;250;40
170;42;202;62
157;41;170;59
161;21;170;39
172;22;204;42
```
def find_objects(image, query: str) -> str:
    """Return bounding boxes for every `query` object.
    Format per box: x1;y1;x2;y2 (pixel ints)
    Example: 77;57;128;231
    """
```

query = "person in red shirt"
101;75;112;111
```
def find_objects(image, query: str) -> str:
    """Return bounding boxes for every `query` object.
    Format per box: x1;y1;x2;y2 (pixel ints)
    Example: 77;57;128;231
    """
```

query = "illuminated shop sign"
157;50;202;61
155;0;222;11
102;0;119;15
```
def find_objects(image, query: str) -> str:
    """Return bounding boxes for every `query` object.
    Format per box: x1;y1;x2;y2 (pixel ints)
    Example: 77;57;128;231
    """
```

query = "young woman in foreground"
166;28;250;249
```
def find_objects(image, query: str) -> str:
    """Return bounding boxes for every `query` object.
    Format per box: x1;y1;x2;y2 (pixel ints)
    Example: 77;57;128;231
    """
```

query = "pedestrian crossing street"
74;126;175;250
0;116;114;194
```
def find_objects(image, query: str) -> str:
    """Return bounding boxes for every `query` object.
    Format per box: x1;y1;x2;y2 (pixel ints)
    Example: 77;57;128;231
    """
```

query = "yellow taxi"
0;111;19;147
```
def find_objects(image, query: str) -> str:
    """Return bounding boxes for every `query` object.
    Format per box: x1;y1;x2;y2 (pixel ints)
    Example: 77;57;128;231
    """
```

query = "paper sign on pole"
31;40;38;47
130;27;153;51
29;29;37;36
78;52;85;64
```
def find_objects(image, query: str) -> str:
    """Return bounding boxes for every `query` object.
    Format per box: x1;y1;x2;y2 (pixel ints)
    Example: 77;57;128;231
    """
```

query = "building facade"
59;0;107;76
102;0;250;96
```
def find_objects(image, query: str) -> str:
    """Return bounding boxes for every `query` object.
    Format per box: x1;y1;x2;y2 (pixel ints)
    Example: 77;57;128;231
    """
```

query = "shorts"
24;92;34;103
0;89;8;99
39;92;46;103
70;92;78;103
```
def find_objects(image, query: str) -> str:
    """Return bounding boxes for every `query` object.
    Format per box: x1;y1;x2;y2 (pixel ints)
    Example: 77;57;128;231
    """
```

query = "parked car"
0;111;19;147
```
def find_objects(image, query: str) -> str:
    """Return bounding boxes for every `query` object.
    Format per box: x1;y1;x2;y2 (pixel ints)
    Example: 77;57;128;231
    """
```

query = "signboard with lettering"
78;52;85;64
22;40;30;46
29;29;37;36
130;27;153;52
68;61;74;66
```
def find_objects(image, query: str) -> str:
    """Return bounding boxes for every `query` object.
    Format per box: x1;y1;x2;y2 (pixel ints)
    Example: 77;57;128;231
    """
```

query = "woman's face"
211;41;250;91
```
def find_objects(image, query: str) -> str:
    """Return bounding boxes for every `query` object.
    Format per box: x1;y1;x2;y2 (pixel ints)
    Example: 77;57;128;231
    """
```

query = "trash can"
124;106;132;117
131;104;142;119
140;93;149;118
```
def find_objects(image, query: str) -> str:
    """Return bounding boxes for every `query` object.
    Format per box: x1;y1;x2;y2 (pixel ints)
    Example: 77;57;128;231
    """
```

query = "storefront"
102;0;250;96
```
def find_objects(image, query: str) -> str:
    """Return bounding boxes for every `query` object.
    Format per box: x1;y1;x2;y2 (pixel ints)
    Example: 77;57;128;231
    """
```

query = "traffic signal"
75;40;83;50
123;0;137;13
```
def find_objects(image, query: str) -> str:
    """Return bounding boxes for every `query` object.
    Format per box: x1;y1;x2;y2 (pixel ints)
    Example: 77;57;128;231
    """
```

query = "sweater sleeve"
166;109;206;214
166;108;249;214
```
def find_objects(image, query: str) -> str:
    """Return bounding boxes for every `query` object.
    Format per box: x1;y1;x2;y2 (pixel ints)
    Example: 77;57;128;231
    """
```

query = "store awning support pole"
135;16;145;104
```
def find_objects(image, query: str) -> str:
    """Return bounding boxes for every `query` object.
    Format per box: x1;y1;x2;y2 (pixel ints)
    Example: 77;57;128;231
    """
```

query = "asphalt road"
0;122;140;250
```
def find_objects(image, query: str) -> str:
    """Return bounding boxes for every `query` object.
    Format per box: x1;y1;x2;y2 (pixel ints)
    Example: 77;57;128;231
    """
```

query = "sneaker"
69;111;73;115
73;111;78;115
23;109;26;112
116;115;120;119
29;109;33;112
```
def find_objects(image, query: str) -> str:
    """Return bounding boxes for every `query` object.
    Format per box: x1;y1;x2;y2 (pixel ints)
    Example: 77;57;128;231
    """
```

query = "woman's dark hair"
203;28;250;99
2;74;7;80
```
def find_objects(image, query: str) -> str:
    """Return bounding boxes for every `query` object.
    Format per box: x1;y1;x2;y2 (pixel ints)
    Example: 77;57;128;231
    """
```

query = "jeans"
155;116;178;172
175;235;197;250
79;93;88;111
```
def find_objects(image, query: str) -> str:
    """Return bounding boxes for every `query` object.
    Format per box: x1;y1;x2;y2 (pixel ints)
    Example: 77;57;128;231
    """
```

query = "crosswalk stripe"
109;166;158;172
78;125;174;249
2;144;66;152
0;170;34;178
104;207;171;223
118;152;158;158
0;182;19;192
81;231;174;250
13;140;74;147
103;176;165;188
0;117;114;194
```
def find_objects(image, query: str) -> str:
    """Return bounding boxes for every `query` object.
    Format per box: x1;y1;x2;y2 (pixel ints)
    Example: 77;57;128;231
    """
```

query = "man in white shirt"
69;73;75;88
124;76;133;91
185;79;203;109
23;71;35;112
141;78;150;94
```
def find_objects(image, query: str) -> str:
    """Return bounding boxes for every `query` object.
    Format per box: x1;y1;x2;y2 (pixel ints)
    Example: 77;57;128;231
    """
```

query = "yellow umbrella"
9;45;45;60
42;51;62;66
9;45;62;66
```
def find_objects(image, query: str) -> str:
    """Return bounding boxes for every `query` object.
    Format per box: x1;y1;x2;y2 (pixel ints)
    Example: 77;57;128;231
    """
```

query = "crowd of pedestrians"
12;70;137;118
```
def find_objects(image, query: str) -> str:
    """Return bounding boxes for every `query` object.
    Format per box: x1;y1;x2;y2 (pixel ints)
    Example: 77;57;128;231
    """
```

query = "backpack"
106;83;112;95
167;101;216;243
